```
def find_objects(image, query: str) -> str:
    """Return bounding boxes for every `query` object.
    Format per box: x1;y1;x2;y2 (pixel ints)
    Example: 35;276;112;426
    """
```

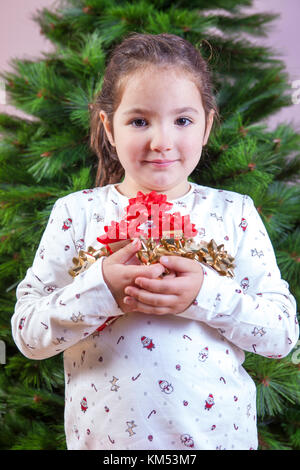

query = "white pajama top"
11;182;299;450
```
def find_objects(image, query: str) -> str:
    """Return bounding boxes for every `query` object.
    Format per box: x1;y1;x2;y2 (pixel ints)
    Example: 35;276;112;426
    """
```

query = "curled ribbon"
69;235;235;279
69;190;235;279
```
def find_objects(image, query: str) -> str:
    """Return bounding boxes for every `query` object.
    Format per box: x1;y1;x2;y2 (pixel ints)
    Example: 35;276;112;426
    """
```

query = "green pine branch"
244;353;300;419
0;0;299;450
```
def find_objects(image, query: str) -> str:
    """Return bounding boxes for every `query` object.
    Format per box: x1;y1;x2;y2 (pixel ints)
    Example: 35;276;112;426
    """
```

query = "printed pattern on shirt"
11;182;298;450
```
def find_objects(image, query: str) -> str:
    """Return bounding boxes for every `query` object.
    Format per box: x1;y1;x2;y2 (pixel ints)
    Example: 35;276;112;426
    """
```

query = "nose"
150;125;173;153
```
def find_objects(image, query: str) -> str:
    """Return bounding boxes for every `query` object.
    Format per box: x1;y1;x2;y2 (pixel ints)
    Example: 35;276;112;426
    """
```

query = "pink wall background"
0;0;299;131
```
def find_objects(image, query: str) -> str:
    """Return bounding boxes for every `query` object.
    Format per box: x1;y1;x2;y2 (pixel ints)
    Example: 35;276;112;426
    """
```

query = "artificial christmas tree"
0;0;300;450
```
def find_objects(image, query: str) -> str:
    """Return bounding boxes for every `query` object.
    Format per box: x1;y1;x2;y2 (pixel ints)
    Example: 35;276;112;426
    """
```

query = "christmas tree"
1;0;300;450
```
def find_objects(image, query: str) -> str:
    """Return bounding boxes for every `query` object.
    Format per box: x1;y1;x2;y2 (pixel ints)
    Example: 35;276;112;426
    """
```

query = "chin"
144;183;171;192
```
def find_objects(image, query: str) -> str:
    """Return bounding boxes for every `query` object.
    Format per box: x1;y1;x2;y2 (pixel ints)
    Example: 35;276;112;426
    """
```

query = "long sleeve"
11;197;124;360
178;195;299;358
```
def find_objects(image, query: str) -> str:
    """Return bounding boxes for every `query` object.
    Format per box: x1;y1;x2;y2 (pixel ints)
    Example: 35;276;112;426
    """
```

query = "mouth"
144;160;177;168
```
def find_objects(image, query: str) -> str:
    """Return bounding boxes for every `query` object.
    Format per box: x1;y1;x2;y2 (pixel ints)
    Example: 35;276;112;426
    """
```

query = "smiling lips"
145;160;177;167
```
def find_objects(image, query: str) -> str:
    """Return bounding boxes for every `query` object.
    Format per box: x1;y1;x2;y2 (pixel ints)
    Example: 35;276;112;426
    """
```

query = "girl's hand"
102;239;167;314
123;255;204;315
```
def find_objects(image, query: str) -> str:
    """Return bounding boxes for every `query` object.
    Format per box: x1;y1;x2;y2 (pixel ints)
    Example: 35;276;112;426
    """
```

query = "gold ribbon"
69;236;235;279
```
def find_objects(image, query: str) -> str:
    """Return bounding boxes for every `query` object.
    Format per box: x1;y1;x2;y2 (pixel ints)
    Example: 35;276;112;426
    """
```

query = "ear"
99;110;116;147
202;109;215;146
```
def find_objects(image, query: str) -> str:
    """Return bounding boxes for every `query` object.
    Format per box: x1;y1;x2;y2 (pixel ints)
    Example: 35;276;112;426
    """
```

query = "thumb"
108;238;141;264
159;255;199;273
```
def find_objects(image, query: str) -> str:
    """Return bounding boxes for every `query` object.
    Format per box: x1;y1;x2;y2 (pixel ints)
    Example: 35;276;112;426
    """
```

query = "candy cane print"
117;335;124;344
183;334;192;341
132;373;141;381
147;410;157;419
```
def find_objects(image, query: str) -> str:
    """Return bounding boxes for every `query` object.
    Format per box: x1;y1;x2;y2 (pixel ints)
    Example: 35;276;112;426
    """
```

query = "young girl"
12;33;298;451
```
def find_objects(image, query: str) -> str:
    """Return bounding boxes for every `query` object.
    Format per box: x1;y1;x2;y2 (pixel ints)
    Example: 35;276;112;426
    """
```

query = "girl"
12;33;298;451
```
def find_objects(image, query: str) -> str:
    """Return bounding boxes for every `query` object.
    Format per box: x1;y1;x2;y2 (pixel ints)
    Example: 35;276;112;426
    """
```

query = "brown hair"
89;32;220;187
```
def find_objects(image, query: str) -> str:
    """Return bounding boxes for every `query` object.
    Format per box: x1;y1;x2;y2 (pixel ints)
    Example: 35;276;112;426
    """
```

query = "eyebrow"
123;107;199;116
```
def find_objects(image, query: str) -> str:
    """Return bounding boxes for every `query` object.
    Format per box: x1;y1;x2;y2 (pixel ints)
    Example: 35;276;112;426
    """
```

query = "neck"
115;182;191;201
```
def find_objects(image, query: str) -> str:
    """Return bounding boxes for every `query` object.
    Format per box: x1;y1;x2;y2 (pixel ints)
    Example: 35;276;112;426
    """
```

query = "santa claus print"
239;218;248;231
204;394;215;411
80;397;88;413
18;317;26;330
62;218;72;231
141;336;155;351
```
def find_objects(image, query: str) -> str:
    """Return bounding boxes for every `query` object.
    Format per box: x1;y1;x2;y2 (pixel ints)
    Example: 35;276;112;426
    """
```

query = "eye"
129;117;193;128
176;117;192;126
130;118;147;127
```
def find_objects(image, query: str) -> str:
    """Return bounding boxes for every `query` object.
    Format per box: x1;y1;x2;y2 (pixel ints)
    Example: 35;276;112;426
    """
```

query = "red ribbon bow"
97;190;197;246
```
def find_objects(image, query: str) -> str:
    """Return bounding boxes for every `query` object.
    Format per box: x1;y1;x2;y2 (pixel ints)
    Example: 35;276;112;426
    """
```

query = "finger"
134;275;179;294
159;255;202;274
160;268;177;277
161;271;177;280
107;238;141;264
125;253;143;265
124;295;172;315
128;262;166;280
124;285;177;308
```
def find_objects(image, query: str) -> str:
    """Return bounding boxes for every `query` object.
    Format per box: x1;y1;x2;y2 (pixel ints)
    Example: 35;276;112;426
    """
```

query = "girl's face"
100;66;214;200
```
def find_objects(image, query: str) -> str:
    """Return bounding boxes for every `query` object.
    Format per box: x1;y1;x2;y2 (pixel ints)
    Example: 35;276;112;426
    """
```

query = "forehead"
117;65;202;109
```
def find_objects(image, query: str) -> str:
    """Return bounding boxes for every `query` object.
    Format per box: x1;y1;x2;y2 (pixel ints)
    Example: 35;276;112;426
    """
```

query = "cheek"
181;139;202;159
120;132;144;152
115;136;142;164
